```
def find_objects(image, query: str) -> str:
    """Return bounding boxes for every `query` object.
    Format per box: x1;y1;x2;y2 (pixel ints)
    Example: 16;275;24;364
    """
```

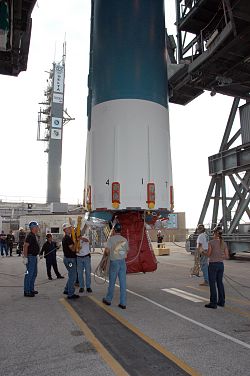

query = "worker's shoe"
217;302;225;307
57;275;64;279
79;288;84;293
63;290;68;295
87;288;92;293
68;294;80;299
24;292;35;297
118;304;126;310
48;277;53;280
205;303;217;309
32;290;38;294
199;281;209;286
102;298;111;306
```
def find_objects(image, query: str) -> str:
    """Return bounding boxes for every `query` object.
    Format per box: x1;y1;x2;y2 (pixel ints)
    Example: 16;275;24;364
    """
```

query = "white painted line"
162;288;207;303
162;289;202;303
171;288;208;302
127;288;250;350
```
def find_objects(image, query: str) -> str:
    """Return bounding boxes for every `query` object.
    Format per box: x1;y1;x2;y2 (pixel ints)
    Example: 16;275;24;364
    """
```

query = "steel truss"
198;98;250;253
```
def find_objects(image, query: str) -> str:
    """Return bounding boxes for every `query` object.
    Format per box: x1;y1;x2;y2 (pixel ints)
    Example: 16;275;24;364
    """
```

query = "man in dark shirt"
0;230;8;257
40;233;64;280
18;228;26;256
23;221;40;297
6;230;15;257
62;223;79;299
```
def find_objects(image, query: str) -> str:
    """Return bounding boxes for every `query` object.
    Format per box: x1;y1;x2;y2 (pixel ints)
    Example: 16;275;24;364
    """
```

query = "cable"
171;241;186;249
224;273;250;289
93;219;117;285
93;254;109;285
0;251;67;287
0;274;68;288
224;274;250;302
0;271;25;278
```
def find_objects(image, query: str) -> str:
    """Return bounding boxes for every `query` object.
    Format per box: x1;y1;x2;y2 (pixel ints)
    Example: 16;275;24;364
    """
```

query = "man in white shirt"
196;224;209;286
77;231;92;293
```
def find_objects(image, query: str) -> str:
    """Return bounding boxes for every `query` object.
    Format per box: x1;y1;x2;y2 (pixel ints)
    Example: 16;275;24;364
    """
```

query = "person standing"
6;230;15;257
102;223;129;309
157;230;164;248
196;224;209;286
0;230;8;257
23;221;40;297
18;228;26;256
77;231;92;293
40;234;64;280
62;223;79;299
205;226;229;309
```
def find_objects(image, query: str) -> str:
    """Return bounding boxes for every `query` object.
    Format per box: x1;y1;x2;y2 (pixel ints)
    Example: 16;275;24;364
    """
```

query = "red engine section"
117;212;157;274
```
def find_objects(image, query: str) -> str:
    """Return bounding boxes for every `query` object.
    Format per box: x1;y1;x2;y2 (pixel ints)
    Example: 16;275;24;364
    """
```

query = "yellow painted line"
90;296;200;376
59;298;129;376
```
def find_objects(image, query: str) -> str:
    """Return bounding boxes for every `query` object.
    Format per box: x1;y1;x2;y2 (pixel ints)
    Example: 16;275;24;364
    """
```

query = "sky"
0;0;242;228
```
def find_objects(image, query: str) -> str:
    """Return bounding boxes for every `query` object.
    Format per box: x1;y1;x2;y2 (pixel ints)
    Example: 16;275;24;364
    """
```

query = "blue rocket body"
90;0;168;108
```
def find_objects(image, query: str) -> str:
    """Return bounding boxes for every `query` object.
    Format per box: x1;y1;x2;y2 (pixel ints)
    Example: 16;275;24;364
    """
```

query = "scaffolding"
171;0;250;253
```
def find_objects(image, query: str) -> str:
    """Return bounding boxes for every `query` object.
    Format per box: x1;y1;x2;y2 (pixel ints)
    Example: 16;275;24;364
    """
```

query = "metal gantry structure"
198;98;250;252
169;0;250;253
37;44;74;204
0;0;36;76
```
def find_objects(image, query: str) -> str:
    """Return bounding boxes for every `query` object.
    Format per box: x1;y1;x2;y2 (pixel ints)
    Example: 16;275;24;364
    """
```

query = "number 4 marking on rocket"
106;179;110;185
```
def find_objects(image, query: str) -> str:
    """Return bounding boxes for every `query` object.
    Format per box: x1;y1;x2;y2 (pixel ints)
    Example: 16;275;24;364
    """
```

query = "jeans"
77;255;91;289
106;259;127;306
63;257;77;297
208;262;225;306
0;243;8;256
200;255;209;283
24;255;38;293
7;243;13;256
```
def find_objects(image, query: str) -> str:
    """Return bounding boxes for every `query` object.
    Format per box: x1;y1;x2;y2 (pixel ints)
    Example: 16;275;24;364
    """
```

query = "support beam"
208;143;250;176
228;193;250;234
229;174;250;218
197;177;216;225
220;98;240;151
226;129;241;149
212;179;221;229
221;175;228;230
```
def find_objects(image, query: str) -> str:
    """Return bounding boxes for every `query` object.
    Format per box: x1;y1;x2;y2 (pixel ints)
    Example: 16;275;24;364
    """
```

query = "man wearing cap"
102;223;129;309
40;234;64;280
77;228;92;294
23;221;40;297
62;223;79;299
196;224;209;286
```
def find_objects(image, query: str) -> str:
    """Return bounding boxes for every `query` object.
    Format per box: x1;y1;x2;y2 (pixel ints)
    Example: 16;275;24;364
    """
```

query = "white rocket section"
85;99;173;211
